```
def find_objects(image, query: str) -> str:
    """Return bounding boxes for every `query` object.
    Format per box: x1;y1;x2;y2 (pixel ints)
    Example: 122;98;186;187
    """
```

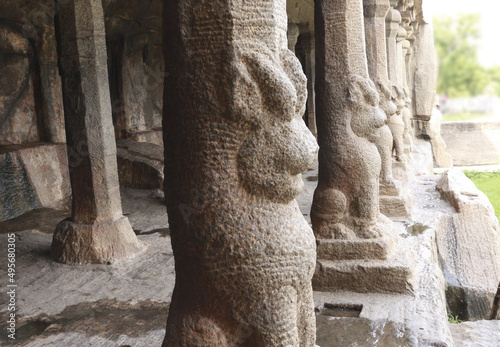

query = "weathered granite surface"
436;169;500;320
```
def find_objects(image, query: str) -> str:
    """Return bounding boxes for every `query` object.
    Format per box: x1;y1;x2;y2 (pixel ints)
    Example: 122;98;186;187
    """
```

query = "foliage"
434;13;488;97
463;170;500;220
441;112;495;122
485;65;500;96
448;314;462;324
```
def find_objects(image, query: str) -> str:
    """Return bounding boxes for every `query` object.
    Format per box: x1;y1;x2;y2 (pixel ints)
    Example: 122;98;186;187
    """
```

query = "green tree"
485;65;500;96
434;13;487;97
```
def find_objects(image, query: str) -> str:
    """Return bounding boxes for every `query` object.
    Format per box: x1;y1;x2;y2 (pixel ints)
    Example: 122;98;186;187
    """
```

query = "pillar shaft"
163;0;318;345
363;0;390;85
58;0;122;224
363;0;398;186
386;8;401;86
313;0;385;240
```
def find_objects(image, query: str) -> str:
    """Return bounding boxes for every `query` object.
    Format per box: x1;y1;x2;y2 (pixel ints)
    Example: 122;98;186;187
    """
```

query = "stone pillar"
386;6;401;86
386;6;406;165
411;11;438;120
288;23;300;53
163;0;318;345
303;34;317;138
312;0;414;294
363;0;395;185
401;37;416;153
37;25;66;143
51;0;145;264
364;0;412;217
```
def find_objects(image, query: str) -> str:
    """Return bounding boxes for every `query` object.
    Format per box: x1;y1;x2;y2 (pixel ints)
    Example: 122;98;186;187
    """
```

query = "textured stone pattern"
51;0;144;264
437;169;500;320
163;1;318;346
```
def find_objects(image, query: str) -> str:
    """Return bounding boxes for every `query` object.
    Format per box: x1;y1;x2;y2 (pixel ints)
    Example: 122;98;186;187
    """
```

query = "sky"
425;0;500;68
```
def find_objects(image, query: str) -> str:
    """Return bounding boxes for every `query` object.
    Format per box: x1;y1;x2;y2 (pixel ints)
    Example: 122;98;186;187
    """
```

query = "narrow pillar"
386;6;401;86
411;13;438;120
51;0;145;264
312;0;415;294
401;37;416;153
288;23;300;53
364;0;412;217
386;6;406;165
363;0;395;185
163;0;318;345
303;34;317;138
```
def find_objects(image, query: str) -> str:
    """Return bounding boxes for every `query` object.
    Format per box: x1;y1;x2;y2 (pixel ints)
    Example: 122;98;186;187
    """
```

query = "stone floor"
1;143;500;346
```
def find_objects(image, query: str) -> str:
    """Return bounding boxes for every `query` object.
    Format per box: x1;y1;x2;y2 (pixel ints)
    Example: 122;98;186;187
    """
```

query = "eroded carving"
388;85;406;162
163;1;318;346
374;80;397;185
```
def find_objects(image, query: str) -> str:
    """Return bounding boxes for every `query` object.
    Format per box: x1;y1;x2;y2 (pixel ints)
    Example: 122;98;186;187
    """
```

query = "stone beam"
162;0;318;345
51;0;145;264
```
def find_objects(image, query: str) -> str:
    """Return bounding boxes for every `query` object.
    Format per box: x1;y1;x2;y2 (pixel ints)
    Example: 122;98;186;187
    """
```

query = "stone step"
313;244;417;295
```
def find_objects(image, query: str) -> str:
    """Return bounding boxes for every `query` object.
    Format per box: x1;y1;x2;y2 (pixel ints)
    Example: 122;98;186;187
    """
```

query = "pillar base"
313;240;416;295
313;215;416;294
393;160;409;181
51;216;146;264
380;180;413;217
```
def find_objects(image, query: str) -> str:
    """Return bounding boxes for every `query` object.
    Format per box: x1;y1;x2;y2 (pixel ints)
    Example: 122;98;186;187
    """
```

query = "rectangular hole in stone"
319;303;362;318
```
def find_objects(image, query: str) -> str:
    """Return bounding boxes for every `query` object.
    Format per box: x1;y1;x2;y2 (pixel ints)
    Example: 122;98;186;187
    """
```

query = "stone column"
163;0;318;345
364;0;412;217
51;0;145;264
386;5;400;86
312;0;414;294
363;0;395;185
288;23;300;53
401;37;416;153
386;6;406;164
37;25;66;143
303;33;317;138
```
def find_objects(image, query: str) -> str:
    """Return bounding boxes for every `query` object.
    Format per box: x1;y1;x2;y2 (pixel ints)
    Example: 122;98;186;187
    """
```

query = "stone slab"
0;143;70;221
449;320;500;347
436;169;500;320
